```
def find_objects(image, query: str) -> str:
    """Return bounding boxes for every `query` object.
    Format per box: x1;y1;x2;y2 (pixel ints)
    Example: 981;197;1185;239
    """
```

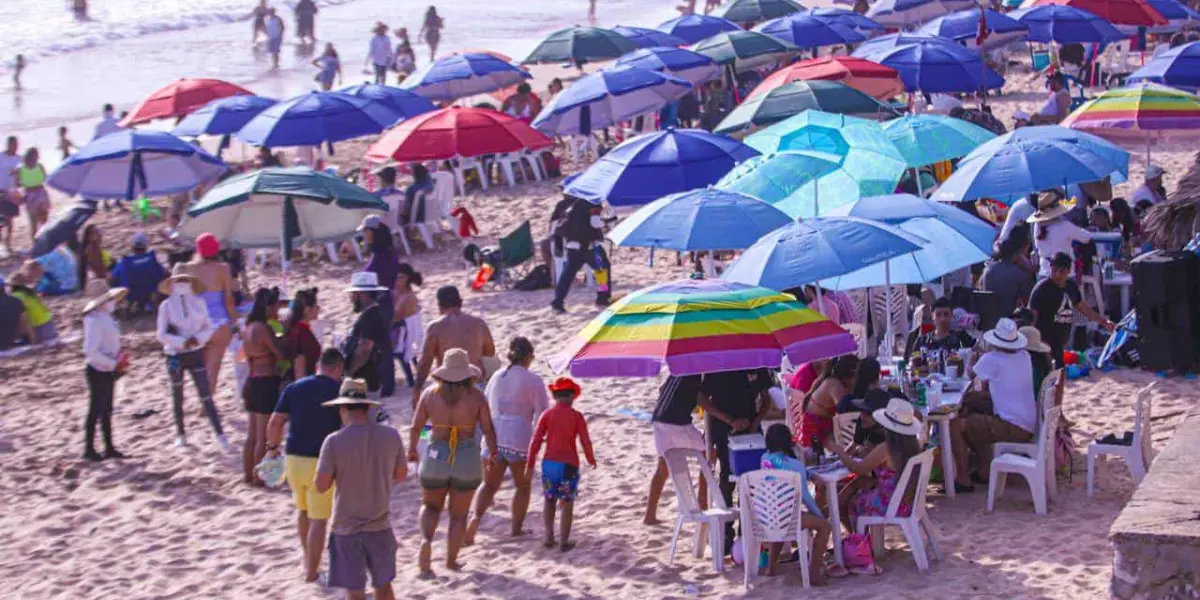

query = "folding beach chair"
495;220;535;285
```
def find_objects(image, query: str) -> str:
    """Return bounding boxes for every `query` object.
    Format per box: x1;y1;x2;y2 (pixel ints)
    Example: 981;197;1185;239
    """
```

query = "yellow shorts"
286;456;334;521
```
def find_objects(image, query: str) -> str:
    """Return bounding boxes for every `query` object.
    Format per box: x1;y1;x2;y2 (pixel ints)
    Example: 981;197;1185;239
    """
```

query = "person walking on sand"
174;233;238;397
294;0;318;45
342;272;391;402
390;263;423;389
82;281;131;461
465;337;548;544
265;8;286;69
411;285;496;410
57;126;77;161
0;136;18;252
315;379;407;600
527;377;596;552
250;0;269;44
409;348;497;578
242;287;289;485
156;273;229;451
368;22;393;85
266;348;346;583
312;43;342;91
419;7;444;62
17;148;49;243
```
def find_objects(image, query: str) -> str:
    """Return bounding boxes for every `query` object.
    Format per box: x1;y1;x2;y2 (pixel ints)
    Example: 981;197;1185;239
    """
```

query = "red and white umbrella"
365;106;552;162
748;57;905;101
121;78;254;127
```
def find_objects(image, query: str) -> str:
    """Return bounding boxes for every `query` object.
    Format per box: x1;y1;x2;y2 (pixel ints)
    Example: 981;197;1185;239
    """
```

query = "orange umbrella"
748;57;904;101
121;78;253;126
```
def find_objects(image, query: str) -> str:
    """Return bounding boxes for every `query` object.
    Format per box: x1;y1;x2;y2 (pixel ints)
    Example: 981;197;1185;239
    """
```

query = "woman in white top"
1033;72;1071;124
1029;192;1092;277
156;274;229;450
82;282;129;461
465;337;549;544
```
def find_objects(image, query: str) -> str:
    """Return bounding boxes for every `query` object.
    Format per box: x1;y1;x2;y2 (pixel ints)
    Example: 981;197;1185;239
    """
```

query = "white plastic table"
1105;271;1133;316
923;388;963;497
811;466;851;568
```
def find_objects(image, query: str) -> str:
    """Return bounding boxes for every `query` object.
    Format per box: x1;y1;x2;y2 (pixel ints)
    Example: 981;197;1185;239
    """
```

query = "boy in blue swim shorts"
527;377;596;552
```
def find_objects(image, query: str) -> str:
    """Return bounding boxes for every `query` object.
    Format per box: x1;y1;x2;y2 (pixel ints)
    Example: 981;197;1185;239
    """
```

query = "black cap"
437;285;462;309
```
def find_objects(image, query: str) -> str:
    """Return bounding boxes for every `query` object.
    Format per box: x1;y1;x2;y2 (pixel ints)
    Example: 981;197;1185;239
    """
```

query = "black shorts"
244;376;282;414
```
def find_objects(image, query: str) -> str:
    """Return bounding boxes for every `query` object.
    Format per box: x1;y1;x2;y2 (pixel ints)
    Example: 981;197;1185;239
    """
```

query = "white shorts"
653;422;706;457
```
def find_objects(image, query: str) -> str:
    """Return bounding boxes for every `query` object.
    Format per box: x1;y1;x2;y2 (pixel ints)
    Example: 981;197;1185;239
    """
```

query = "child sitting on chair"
527;377;596;552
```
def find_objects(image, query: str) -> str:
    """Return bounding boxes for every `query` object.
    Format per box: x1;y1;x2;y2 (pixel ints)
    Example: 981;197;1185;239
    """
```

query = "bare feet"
509;528;531;538
303;570;319;583
419;540;433;576
446;560;464;572
543;538;557;549
418;569;436;580
560;541;576;553
643;515;660;526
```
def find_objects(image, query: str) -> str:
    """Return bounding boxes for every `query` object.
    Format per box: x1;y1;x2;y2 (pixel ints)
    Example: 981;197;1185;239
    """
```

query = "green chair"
495;220;535;286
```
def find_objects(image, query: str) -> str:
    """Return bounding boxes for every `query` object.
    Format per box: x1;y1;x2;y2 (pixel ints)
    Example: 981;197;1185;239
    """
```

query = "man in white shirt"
156;273;229;450
1131;163;1166;208
93;104;122;140
368;22;393;85
948;318;1036;494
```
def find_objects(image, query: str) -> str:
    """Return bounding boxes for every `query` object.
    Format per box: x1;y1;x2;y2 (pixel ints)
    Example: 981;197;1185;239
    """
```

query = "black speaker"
1131;251;1200;371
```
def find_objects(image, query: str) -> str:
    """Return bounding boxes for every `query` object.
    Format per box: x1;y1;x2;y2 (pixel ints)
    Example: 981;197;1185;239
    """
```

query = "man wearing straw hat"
315;379;407;600
82;280;130;461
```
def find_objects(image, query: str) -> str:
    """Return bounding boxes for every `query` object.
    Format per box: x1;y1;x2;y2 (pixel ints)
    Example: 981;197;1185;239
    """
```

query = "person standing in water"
57;127;77;161
250;0;269;44
419;7;444;62
13;55;24;91
312;43;342;91
174;233;238;398
368;22;394;85
265;8;286;70
294;0;319;45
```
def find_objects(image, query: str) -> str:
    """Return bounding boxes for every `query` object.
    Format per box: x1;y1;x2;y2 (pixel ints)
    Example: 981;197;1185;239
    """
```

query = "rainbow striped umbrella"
550;278;856;378
1062;82;1200;157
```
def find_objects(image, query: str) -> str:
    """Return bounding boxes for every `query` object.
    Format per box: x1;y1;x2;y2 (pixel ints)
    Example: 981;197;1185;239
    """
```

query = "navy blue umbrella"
615;46;721;85
612;25;689;48
397;53;531;101
47;130;227;200
916;8;1029;49
235;91;397;148
532;66;693;136
756;13;868;48
173;95;276;137
336;83;437;121
851;34;1005;93
656;14;741;44
1009;5;1126;44
1129;40;1200;91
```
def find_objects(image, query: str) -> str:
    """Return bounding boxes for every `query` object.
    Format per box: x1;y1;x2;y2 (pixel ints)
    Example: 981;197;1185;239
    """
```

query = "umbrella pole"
884;261;894;365
915;168;924;198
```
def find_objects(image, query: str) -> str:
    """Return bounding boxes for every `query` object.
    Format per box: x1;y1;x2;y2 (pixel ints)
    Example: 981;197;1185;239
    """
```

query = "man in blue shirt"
110;233;167;314
266;348;345;582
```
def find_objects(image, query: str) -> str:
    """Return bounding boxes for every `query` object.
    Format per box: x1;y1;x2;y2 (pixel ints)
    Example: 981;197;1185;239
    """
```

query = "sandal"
824;564;850;579
849;564;884;576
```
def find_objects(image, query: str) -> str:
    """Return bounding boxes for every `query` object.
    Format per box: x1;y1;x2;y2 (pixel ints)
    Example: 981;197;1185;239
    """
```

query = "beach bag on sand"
1055;424;1077;482
514;264;552;291
842;533;876;571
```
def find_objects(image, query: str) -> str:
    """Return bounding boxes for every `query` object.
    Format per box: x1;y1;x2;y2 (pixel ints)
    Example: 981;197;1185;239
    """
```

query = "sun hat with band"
872;398;924;437
431;348;482;383
158;273;204;296
343;271;388;293
1026;191;1072;224
82;280;128;316
983;317;1027;351
1018;326;1051;353
322;378;383;407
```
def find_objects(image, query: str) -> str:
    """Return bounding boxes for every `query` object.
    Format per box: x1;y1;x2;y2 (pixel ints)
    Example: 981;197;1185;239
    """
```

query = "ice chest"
729;433;766;475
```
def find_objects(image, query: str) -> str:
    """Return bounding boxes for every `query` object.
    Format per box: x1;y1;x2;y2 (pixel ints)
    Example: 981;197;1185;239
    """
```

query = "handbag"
842;533;876;570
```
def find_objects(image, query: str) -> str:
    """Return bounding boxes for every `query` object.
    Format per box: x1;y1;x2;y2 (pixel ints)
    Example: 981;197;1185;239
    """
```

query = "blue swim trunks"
541;459;580;502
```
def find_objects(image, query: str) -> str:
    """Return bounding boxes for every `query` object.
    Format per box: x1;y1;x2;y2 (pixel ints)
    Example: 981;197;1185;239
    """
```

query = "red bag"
842;533;876;570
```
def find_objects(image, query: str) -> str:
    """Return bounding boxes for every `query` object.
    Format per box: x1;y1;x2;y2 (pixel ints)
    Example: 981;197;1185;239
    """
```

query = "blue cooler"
729;433;766;475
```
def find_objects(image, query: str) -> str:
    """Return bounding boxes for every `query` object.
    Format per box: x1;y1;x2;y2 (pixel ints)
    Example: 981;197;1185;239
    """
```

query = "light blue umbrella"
399;53;531;101
932;125;1130;204
236;91;397;148
881;113;997;168
718;149;902;218
607;187;792;251
866;0;975;27
744;110;908;183
48;130;227;200
532;66;692;136
1128;40;1200;92
614;46;721;86
612;25;689;48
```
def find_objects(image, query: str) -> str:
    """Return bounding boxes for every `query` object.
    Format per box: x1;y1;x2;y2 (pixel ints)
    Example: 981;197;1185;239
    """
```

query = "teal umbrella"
718;149;904;218
745;109;907;176
714;80;896;135
719;0;808;23
693;30;798;72
881;114;997;168
523;26;640;64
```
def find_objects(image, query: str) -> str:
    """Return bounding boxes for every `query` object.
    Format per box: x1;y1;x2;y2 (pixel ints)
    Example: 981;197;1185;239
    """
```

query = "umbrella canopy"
1134;0;1200;32
867;0;977;27
744;110;908;176
607;187;791;251
1128;40;1200;92
1062;82;1200;151
808;7;886;30
335;83;437;121
820;194;996;289
656;13;742;44
614;46;721;86
531;66;692;136
1029;0;1167;25
721;215;927;291
1009;5;1127;42
916;8;1030;49
882;114;998;167
612;25;689;48
121;78;254;127
522;26;640;64
717;149;903;217
173;95;277;137
179;167;388;250
716;80;897;135
398;53;531;101
693;30;798;71
365;106;552;162
563;127;760;207
719;0;808;23
551;278;856;377
755;13;868;48
48;130;227;200
932;125;1131;204
749;56;904;100
851;34;1006;93
236;91;397;148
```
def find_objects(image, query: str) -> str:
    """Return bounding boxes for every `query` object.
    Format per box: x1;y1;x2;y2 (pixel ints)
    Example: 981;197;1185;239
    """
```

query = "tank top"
17;164;45;188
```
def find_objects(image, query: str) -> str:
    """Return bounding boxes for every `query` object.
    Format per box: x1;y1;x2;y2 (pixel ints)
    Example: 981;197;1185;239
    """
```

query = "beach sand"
1;40;1198;600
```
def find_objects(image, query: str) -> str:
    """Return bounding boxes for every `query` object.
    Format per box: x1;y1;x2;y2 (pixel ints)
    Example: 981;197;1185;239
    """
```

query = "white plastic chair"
738;470;812;590
1087;382;1157;497
406;190;436;250
868;285;909;358
843;323;868;358
663;448;738;573
987;407;1061;516
833;412;860;451
429;171;458;235
992;369;1064;500
855;448;941;571
379;190;412;255
496;152;526;187
522;149;546;181
453;156;488;194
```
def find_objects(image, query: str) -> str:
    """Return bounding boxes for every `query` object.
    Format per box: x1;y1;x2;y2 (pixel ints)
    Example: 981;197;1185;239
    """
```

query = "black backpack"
514;264;552;291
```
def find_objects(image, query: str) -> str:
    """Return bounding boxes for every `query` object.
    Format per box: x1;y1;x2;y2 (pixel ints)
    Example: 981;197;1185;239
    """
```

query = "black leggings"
168;350;224;438
85;366;116;452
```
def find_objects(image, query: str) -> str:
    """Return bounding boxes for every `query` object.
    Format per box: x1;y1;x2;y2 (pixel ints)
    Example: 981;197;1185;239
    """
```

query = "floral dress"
849;466;911;527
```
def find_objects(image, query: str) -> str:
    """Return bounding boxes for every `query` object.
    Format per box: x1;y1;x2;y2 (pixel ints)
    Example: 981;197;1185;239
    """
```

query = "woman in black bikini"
419;7;444;62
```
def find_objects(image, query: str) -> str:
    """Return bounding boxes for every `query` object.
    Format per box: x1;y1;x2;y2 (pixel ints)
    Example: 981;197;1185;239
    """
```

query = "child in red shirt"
527;377;596;552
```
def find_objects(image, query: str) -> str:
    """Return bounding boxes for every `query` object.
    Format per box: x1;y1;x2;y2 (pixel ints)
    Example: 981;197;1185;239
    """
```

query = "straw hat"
431;348;481;383
343;271;388;293
1026;191;1072;224
322;378;382;407
1018;326;1051;353
983;318;1028;351
872;398;923;436
158;273;204;296
83;280;127;316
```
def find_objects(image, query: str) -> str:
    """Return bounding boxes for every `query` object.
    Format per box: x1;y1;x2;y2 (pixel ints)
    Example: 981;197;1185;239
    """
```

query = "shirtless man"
411;286;496;410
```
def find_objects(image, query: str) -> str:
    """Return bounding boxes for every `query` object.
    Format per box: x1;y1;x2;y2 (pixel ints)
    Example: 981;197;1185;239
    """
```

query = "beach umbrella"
522;26;640;64
1136;0;1200;32
173;95;277;137
755;13;868;48
48;130;226;200
851;34;1005;93
236;91;397;148
715;80;897;135
614;46;721;86
719;0;808;23
563;127;760;207
748;57;904;101
550;278;857;377
656;13;742;44
335;83;437;122
693;30;799;72
932;125;1131;204
1009;5;1127;42
121;78;254;127
808;7;886;31
881;114;998;167
717;149;903;217
866;0;977;27
612;25;689;48
916;8;1030;49
607;187;792;251
1028;0;1167;26
1128;41;1200;92
744;110;907;169
531;66;692;137
365;106;552;162
398;53;532;101
1061;82;1200;157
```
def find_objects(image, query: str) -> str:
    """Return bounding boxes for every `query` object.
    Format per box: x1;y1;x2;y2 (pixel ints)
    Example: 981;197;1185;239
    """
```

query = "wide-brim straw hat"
984;318;1028;351
872;398;924;437
322;378;382;407
431;348;482;383
158;273;204;296
344;271;388;293
83;283;128;316
1018;326;1051;353
1027;191;1072;224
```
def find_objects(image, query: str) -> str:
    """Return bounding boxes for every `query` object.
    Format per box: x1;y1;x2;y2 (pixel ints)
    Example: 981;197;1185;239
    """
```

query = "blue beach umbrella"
564;128;760;207
532;66;692;137
523;26;641;64
881;113;997;167
398;53;531;101
656;14;741;44
693;30;799;71
612;25;689;48
615;46;721;86
1128;40;1200;92
173;95;277;137
607;187;792;251
756;13;868;48
48;130;227;200
718;0;808;23
236;91;397;148
336;83;437;121
1009;5;1125;44
932;126;1131;204
744;110;906;168
916;8;1029;49
717;149;900;218
866;0;976;27
851;34;1005;93
808;7;885;31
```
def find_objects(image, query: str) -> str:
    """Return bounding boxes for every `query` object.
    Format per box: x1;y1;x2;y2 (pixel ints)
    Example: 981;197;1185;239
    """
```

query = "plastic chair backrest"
884;448;934;519
664;448;729;514
408;190;429;225
738;469;803;543
843;323;867;357
431;171;455;217
380;190;405;228
498;220;535;267
1134;382;1156;459
1035;407;1062;466
833;412;860;450
1036;368;1063;434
